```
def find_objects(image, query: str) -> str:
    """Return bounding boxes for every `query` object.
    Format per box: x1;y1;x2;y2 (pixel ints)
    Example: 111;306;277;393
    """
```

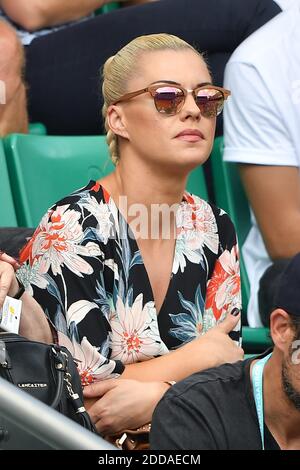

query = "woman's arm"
1;256;242;381
0;259;53;343
240;165;300;260
0;256;242;434
121;311;242;382
84;378;170;434
83;312;242;433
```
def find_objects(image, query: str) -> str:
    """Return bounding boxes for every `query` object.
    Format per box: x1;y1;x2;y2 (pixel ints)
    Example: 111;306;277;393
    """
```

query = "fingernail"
231;308;240;317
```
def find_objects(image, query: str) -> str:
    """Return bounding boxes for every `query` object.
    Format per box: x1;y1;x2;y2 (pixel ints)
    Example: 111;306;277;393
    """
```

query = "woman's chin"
176;150;210;168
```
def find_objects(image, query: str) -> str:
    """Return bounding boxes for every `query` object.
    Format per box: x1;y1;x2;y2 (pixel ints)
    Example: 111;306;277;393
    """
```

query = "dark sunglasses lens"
195;89;224;117
154;87;184;114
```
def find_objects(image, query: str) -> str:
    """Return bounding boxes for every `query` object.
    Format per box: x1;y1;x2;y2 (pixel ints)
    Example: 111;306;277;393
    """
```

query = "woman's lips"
177;134;203;142
175;129;204;142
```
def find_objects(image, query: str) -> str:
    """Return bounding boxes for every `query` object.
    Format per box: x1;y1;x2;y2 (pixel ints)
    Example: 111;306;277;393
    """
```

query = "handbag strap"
50;346;67;409
50;346;96;432
50;347;86;413
251;353;272;450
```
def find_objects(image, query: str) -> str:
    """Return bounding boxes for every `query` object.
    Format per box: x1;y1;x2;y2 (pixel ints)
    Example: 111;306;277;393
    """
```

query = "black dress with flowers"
18;181;241;385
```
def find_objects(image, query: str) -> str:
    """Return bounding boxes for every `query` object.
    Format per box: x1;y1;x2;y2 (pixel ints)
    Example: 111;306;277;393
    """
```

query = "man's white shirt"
224;3;300;326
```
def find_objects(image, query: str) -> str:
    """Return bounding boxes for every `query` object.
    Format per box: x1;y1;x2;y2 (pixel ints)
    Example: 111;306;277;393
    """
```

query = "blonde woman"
0;34;243;434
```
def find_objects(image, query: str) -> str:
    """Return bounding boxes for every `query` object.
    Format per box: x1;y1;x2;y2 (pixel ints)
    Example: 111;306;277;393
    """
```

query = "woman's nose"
179;92;201;120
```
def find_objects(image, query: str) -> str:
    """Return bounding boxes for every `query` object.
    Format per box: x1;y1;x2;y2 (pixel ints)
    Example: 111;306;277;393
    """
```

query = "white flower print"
27;204;101;276
205;245;241;321
104;259;120;281
66;300;99;327
177;197;219;253
173;195;219;274
172;239;203;274
81;196;115;244
214;246;241;313
58;332;118;385
16;259;49;296
109;294;169;364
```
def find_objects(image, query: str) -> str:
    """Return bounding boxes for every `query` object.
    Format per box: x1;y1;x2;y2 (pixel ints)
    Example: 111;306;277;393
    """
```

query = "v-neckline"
97;181;187;316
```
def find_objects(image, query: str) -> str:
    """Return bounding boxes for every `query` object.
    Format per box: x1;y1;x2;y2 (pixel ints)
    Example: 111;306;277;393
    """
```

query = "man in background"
150;252;300;450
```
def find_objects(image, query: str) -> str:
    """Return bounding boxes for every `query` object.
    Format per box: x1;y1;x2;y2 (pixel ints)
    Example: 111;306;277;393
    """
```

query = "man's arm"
150;389;218;450
224;59;300;261
239;164;300;260
0;0;108;31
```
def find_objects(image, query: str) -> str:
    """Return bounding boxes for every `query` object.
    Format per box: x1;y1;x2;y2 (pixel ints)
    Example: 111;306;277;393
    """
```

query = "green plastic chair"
210;136;272;352
3;134;114;228
0;140;18;227
96;2;120;14
211;137;250;316
28;122;47;136
0;123;46;227
186;166;208;200
242;326;272;353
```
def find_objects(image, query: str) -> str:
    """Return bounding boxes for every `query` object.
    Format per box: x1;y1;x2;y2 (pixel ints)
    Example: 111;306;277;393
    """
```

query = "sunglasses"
113;83;231;118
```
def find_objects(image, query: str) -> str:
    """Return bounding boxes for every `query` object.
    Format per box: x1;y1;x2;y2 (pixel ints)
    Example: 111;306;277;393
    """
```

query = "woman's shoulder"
183;191;237;244
52;180;107;207
19;181;114;266
35;180;116;237
183;191;233;223
44;180;113;218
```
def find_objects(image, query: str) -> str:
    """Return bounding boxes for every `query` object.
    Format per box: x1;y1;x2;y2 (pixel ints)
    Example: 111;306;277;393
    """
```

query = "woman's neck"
100;155;188;240
115;158;187;208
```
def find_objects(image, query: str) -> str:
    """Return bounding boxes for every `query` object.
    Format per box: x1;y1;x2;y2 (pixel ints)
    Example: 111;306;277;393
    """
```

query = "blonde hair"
101;33;205;165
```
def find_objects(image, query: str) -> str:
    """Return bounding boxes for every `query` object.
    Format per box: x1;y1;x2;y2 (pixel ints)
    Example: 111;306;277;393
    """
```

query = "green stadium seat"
0;124;46;227
28;122;47;136
96;3;120;14
210;136;272;352
210;137;250;316
242;326;272;353
3;131;208;228
186;165;208;200
0;140;18;227
3;134;114;228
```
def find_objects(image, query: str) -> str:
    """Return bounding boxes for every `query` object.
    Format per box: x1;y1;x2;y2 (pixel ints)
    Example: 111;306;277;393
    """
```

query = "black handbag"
0;332;96;433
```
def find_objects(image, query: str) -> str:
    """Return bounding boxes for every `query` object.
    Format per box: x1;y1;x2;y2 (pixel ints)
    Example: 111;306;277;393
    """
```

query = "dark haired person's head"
269;253;300;411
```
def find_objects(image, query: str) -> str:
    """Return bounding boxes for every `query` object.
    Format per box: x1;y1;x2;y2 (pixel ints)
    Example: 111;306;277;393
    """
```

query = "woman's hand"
83;379;169;435
121;312;243;383
0;259;20;307
183;312;244;370
0;257;53;343
0;251;20;271
82;315;242;435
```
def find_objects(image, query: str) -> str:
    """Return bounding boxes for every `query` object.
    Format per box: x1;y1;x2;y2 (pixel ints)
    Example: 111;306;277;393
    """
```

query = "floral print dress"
17;181;241;385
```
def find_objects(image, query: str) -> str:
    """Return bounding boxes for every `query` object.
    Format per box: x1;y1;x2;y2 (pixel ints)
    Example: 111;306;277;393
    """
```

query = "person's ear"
107;105;129;140
270;309;294;352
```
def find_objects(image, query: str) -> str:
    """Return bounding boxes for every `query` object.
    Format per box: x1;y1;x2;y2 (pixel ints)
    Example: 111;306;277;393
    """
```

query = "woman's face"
113;49;217;173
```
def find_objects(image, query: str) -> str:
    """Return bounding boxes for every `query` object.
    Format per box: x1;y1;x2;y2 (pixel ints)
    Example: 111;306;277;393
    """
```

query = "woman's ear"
107;105;129;140
270;309;295;353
